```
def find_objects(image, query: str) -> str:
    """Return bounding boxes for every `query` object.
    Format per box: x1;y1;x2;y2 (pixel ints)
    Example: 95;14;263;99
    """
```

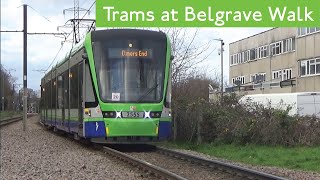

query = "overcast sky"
1;0;271;91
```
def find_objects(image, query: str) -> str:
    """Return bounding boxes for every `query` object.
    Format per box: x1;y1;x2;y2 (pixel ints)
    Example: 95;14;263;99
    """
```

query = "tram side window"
63;71;69;109
70;65;79;109
52;79;57;110
85;63;95;103
41;84;44;108
44;83;48;109
43;83;46;109
48;81;52;109
57;75;63;109
40;85;44;108
45;83;48;109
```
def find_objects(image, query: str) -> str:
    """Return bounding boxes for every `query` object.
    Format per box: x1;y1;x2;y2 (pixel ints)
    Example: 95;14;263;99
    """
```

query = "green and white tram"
40;29;173;143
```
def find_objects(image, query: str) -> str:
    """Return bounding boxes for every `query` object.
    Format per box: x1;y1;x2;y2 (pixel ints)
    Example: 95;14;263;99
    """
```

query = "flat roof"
229;27;277;45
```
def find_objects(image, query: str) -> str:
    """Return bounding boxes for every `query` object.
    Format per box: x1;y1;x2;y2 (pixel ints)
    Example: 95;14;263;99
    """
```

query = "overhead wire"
26;5;68;34
44;1;96;73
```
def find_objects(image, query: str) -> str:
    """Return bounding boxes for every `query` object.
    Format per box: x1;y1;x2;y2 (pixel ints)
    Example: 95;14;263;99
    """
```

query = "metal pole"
220;40;224;103
23;4;27;131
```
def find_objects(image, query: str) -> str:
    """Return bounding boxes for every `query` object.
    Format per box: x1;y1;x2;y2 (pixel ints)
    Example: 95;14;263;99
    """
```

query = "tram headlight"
144;111;151;118
116;111;122;118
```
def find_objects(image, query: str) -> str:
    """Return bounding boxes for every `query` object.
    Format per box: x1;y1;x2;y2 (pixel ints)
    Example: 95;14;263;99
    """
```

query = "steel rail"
0;114;35;127
0;116;23;126
103;146;187;180
156;146;287;180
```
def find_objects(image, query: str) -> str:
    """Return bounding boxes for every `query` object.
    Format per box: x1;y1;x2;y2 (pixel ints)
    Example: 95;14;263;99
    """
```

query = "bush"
173;86;320;146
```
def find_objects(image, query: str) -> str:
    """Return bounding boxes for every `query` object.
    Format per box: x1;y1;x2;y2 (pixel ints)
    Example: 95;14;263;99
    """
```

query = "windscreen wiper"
137;83;159;102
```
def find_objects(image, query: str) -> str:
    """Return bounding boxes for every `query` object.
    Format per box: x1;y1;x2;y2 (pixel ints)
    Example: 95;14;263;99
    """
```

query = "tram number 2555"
122;112;143;118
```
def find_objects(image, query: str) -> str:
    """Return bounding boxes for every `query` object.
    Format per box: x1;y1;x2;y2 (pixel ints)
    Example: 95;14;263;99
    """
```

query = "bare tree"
161;28;217;84
142;28;217;84
172;72;219;141
0;66;15;111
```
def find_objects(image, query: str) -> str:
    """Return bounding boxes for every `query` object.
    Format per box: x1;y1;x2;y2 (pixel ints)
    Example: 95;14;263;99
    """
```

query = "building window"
258;45;269;58
292;38;296;51
230;55;234;65
246;50;250;62
241;52;245;63
283;38;295;53
270;41;282;56
310;60;315;75
301;61;306;76
317;59;320;74
300;58;320;76
232;76;245;85
231;51;250;65
298;27;320;36
230;36;296;66
230;54;239;65
272;70;282;80
250;49;255;60
251;73;266;83
282;68;292;80
237;76;245;85
243;51;247;62
273;68;292;81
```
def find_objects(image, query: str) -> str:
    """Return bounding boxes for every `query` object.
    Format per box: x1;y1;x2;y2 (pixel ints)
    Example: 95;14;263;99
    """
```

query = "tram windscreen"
92;39;167;103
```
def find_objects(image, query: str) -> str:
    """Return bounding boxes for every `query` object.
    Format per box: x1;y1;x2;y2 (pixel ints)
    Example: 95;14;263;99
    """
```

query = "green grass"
159;142;320;172
0;111;22;120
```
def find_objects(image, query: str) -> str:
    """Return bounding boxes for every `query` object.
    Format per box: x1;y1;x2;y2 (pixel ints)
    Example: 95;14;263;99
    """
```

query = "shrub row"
173;80;320;146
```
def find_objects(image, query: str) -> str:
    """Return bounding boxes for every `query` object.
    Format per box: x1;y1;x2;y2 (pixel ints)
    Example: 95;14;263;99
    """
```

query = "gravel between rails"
0;116;148;180
159;147;320;180
128;151;243;180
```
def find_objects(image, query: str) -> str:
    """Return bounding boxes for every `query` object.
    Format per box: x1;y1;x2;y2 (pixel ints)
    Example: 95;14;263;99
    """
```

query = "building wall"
229;28;297;84
296;32;320;92
228;27;320;95
242;86;296;95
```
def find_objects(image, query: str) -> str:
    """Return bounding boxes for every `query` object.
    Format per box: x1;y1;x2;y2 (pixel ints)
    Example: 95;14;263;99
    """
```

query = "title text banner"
96;0;320;27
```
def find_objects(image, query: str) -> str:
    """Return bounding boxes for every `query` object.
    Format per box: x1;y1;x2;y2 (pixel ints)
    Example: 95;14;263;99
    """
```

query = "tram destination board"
108;48;153;59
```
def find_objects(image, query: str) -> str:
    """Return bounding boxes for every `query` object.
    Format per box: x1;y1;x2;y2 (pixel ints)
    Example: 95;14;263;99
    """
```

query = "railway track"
0;116;23;127
103;146;187;180
40;123;185;180
154;146;287;180
103;144;287;180
0;114;36;127
41;123;287;180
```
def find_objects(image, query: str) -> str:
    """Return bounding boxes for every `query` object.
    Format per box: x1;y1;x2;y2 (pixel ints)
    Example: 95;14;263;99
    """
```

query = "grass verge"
0;111;22;120
159;142;320;173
